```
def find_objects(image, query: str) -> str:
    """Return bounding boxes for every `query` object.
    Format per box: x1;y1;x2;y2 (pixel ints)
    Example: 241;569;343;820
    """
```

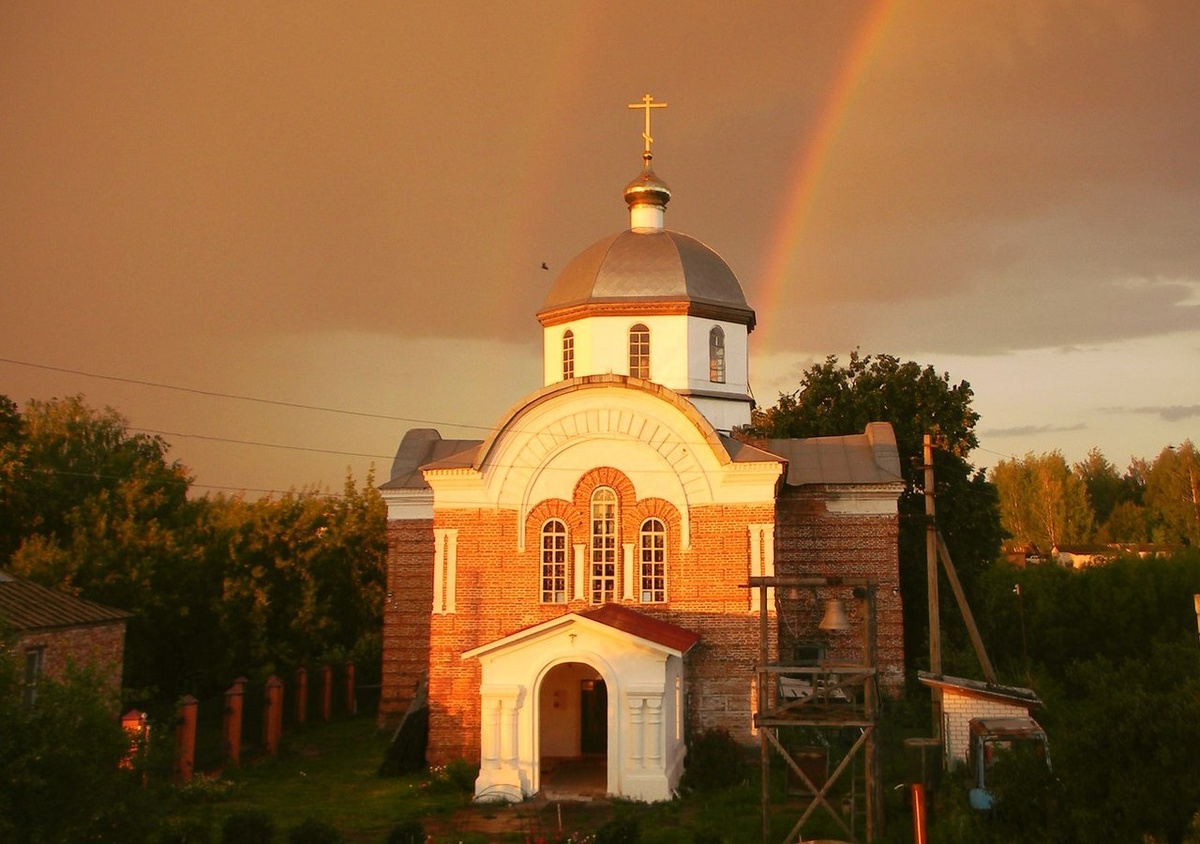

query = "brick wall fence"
132;661;373;782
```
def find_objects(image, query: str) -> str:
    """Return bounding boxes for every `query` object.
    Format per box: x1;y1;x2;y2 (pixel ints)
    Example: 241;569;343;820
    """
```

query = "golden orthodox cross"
628;93;667;156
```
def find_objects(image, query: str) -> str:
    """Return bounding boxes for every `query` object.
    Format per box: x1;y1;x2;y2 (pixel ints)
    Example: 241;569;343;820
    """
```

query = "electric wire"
0;356;495;433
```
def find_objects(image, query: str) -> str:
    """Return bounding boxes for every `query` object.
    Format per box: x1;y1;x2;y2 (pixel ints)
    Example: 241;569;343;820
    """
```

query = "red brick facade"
379;424;913;765
379;434;904;769
380;518;435;720
17;621;126;706
774;487;905;694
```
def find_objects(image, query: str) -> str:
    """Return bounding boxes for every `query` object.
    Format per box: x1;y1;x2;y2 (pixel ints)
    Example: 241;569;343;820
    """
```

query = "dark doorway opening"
580;677;607;754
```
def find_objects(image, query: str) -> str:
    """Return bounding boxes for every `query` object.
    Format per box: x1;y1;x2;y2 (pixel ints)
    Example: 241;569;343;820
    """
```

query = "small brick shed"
918;671;1044;765
0;569;130;707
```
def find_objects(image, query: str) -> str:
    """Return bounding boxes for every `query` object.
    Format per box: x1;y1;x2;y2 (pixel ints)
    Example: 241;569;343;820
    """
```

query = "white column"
646;697;664;769
629;696;645;769
433;528;458;614
573;544;586;601
623;542;635;600
482;697;502;770
475;685;527;802
747;524;775;611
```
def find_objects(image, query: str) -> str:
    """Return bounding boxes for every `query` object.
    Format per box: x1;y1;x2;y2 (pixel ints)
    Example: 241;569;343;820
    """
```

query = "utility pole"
924;434;942;739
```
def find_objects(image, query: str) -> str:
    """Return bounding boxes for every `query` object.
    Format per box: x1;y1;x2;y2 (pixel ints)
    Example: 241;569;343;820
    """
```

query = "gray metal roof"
767;422;904;487
380;428;482;491
539;229;754;324
917;671;1043;708
0;571;131;632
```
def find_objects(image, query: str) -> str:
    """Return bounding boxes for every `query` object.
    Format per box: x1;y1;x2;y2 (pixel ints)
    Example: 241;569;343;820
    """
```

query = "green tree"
962;552;1200;842
991;452;1094;550
1074;448;1122;527
3;396;218;697
0;395;25;561
3;394;387;699
0;395;191;558
1145;442;1200;546
1097;499;1153;543
0;646;170;842
745;351;1003;673
209;472;386;678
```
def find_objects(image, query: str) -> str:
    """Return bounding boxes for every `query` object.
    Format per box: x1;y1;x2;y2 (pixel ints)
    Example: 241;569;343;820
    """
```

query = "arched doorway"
538;661;607;796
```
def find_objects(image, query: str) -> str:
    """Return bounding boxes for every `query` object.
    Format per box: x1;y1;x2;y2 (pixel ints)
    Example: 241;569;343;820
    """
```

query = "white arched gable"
475;377;732;550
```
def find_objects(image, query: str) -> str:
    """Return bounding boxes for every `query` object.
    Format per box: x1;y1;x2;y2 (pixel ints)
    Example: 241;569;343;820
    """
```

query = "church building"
378;99;905;802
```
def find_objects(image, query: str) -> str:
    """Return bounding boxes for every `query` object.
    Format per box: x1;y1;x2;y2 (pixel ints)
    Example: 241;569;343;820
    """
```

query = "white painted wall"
467;614;688;803
542;315;750;424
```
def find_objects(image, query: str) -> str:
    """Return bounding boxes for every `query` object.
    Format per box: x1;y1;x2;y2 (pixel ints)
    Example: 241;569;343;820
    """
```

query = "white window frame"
541;519;568;603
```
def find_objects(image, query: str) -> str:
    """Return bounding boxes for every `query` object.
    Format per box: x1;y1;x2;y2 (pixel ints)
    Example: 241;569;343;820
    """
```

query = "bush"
444;757;479;792
155;816;214;844
0;657;170;843
221;810;275;844
288;817;342;844
595;816;640;844
424;758;479;795
679;727;747;792
386;819;425;844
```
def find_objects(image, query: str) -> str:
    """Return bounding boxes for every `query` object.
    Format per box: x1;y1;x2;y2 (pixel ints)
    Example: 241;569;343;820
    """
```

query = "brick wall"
381;474;904;761
942;691;1033;764
378;518;435;728
18;621;125;707
775;487;905;694
413;480;779;764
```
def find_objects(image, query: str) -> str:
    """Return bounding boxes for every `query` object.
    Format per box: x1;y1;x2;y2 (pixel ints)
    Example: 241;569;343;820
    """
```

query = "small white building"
918;671;1044;765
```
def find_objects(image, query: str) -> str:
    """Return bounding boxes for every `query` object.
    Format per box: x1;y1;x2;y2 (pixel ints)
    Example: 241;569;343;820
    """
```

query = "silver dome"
537;229;755;328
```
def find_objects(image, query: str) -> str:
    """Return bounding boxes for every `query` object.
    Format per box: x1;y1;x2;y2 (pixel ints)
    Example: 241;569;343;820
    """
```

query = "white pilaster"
573;544;586;601
747;523;775;612
433;528;459;615
623;542;635;600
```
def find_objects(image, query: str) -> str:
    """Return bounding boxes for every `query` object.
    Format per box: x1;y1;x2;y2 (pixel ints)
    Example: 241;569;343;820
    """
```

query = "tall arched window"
640;518;666;603
541;519;568;603
590;487;618;604
629;324;650;380
709;326;726;384
562;330;575;381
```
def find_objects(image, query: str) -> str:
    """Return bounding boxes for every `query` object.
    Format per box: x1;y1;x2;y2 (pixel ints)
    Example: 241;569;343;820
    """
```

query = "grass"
166;715;926;843
171;718;470;843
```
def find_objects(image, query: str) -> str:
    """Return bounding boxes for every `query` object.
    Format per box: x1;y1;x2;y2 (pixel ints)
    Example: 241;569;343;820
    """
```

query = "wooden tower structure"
750;575;883;843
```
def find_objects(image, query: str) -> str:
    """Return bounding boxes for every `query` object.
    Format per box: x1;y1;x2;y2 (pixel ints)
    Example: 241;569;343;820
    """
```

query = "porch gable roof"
462;604;700;661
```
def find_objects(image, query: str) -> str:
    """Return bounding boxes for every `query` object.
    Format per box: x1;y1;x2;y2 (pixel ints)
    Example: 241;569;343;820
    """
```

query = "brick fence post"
264;675;284;755
295;667;308;725
224;677;247;768
320;664;333;722
344;661;356;716
175;695;198;782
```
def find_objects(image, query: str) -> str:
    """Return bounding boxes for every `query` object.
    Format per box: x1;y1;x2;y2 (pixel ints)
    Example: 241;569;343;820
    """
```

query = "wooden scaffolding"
749;576;883;843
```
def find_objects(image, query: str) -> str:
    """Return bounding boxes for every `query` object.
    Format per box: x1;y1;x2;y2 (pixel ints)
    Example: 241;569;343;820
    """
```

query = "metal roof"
0;570;131;632
917;671;1043;709
579;603;701;654
380;428;482;490
538;229;754;325
767;422;904;487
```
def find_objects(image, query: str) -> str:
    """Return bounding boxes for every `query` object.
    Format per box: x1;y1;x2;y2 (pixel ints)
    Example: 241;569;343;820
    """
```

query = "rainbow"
758;0;899;350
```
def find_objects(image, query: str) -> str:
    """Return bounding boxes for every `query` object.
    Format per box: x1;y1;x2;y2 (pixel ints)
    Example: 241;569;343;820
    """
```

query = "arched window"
562;330;575;381
640;518;666;603
590;487;618;604
629;324;650;380
709;326;726;384
541;519;568;603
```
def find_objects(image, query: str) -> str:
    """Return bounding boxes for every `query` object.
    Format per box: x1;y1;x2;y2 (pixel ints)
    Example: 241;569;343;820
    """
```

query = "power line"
0;356;494;432
0;354;760;454
129;426;396;461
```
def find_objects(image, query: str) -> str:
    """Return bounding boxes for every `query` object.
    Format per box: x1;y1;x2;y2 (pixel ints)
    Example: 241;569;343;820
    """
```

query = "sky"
2;1;1199;497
